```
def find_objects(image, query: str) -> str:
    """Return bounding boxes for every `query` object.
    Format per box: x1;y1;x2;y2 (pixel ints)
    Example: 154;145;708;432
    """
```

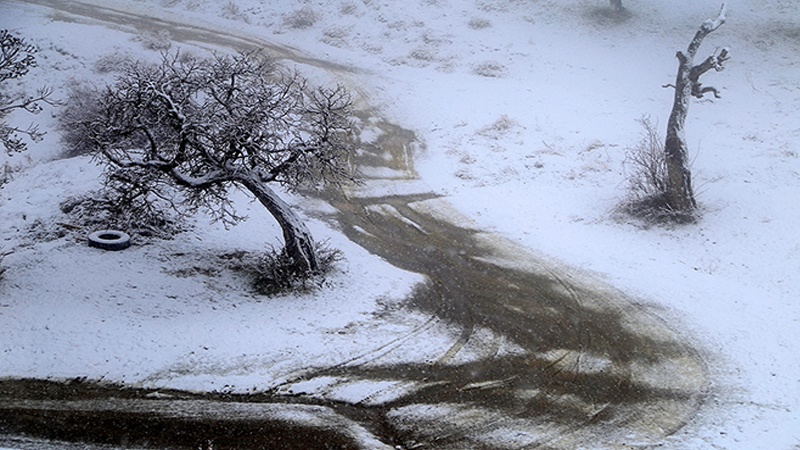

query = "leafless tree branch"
60;50;357;275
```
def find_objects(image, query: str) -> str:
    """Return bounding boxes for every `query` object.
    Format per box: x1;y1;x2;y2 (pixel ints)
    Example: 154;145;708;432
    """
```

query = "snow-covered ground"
1;0;799;448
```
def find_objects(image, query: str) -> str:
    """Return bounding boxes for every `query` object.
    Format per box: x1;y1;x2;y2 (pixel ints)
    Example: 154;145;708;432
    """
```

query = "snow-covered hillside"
1;0;798;448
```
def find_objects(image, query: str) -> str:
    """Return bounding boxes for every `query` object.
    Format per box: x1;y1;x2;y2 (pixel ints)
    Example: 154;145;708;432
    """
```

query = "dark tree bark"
664;4;729;217
239;177;320;273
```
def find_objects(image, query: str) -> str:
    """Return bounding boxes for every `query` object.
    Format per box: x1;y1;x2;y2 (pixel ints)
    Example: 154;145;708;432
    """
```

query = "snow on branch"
687;3;727;58
169;167;230;188
663;4;730;99
708;3;727;31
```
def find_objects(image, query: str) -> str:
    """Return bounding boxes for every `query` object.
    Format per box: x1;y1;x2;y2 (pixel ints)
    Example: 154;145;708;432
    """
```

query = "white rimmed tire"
88;230;131;251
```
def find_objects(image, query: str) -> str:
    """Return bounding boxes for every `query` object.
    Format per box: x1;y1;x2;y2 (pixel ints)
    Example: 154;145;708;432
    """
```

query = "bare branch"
168;167;231;188
689;46;730;100
1;31;54;153
60;50;357;274
0;30;37;82
691;47;730;79
686;3;727;58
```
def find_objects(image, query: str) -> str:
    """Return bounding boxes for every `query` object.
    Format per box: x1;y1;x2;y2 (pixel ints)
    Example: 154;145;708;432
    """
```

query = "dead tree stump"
663;4;730;219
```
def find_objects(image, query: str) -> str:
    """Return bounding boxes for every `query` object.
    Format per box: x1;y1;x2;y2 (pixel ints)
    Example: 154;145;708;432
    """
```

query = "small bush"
587;5;633;26
245;241;343;295
283;7;320;29
94;53;133;74
472;61;507;78
409;48;435;62
222;1;250;23
322;27;350;48
616;116;691;224
468;18;492;29
138;30;172;51
624;117;668;198
339;1;358;16
58;81;100;158
478;115;518;137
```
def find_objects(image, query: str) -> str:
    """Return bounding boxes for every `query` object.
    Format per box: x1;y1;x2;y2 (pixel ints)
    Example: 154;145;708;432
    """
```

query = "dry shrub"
339;1;358;16
283;7;320;29
222;1;250;23
468;18;492;29
94;53;133;74
229;241;344;295
587;4;633;26
625;117;668;199
138;30;172;51
322;27;350;47
478;114;518;137
616;116;687;224
472;61;507;78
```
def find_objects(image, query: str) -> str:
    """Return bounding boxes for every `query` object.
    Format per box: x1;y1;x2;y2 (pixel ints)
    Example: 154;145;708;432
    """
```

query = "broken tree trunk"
664;3;730;218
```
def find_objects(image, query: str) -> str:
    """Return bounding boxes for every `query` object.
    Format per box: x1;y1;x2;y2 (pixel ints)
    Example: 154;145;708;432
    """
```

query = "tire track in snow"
7;1;709;448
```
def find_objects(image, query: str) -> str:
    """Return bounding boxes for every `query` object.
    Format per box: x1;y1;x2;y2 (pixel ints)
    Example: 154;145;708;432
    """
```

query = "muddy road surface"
2;1;707;448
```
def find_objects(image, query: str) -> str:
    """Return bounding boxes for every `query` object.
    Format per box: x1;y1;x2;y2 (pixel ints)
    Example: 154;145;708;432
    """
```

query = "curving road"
1;1;707;448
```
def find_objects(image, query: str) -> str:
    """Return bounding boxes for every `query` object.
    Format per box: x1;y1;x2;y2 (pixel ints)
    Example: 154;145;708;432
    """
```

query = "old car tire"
88;230;131;251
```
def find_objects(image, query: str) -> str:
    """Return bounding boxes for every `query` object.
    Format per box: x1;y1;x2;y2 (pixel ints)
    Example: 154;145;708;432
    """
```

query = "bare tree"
1;30;55;154
663;4;730;219
61;51;356;275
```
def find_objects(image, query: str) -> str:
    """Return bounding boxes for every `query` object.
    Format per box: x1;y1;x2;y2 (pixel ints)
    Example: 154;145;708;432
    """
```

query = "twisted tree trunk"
239;178;320;274
664;4;729;218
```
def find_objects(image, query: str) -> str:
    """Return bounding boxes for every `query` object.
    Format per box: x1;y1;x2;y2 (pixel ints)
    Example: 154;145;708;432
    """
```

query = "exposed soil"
1;1;708;448
0;379;369;449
